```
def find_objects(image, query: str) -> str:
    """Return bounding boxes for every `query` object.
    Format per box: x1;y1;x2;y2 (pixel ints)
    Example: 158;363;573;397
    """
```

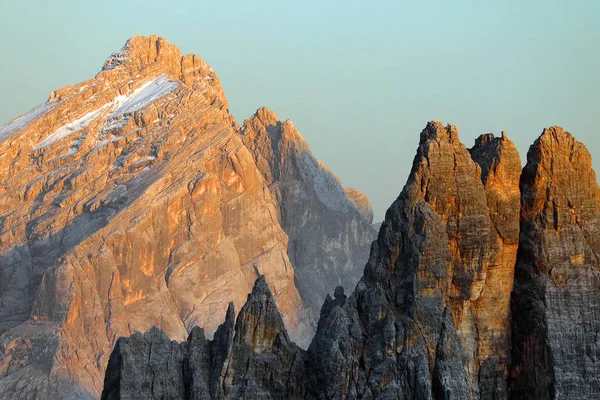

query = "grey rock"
239;108;377;332
510;127;600;399
308;122;520;399
101;123;600;400
101;276;307;400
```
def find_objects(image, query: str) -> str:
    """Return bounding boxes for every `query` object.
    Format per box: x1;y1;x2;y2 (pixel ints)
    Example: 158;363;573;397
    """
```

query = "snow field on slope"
0;102;56;143
32;75;179;151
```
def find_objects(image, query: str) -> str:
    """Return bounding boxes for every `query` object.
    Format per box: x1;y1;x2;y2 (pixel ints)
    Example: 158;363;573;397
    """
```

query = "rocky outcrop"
308;122;521;399
469;131;522;397
239;108;376;323
344;187;374;224
0;36;372;398
101;276;307;400
510;127;600;399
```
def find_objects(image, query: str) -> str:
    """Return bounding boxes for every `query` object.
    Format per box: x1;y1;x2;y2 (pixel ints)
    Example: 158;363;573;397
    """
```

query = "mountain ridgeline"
102;122;600;399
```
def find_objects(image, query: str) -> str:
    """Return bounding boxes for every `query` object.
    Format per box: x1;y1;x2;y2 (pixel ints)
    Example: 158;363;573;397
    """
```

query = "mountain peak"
528;125;591;171
419;120;460;145
252;106;280;125
0;34;373;399
96;35;228;111
513;126;600;398
102;35;180;72
536;126;580;154
234;275;289;351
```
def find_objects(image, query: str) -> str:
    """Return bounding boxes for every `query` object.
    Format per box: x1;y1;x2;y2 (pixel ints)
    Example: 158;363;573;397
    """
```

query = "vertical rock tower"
308;122;521;399
511;127;600;399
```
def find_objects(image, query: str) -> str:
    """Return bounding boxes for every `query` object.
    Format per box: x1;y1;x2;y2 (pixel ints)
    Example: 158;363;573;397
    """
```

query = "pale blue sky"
1;1;599;221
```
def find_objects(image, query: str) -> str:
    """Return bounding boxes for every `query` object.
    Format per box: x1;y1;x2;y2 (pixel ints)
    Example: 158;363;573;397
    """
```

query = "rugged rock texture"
469;131;522;396
101;123;526;399
240;108;376;322
100;124;600;399
0;36;372;398
101;276;307;400
344;187;374;224
4;33;600;400
510;127;600;399
308;122;521;399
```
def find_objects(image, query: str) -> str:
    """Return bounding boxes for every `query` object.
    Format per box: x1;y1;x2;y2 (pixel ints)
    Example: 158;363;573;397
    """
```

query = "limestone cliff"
0;36;373;399
100;123;600;399
101;122;530;399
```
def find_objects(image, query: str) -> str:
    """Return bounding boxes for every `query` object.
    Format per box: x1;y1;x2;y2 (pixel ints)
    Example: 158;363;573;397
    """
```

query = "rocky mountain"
308;122;521;399
101;124;600;400
0;36;375;399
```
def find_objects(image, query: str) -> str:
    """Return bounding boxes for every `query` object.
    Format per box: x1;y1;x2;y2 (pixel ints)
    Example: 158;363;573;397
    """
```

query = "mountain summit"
0;36;375;399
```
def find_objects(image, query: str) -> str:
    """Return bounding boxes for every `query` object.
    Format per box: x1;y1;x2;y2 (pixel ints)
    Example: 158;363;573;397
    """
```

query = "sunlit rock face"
510;127;600;400
0;35;373;398
308;122;521;399
100;122;525;400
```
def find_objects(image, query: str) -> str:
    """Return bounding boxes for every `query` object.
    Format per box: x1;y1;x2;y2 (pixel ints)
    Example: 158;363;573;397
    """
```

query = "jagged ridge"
101;276;307;399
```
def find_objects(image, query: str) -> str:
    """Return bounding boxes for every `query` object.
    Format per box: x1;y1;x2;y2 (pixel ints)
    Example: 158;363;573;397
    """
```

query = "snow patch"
12;75;177;152
34;104;110;150
102;43;131;71
101;117;129;134
0;102;56;143
132;156;156;166
92;140;110;152
55;147;78;160
111;75;179;117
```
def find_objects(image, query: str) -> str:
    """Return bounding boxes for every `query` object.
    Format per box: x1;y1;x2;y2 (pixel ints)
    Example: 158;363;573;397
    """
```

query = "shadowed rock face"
239;108;377;324
101;276;307;400
0;36;374;398
510;127;600;400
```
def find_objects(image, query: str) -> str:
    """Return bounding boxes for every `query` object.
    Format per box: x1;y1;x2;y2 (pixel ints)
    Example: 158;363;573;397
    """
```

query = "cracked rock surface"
510;127;600;399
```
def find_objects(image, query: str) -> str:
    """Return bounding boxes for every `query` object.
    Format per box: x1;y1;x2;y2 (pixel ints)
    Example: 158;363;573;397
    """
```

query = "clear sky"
1;1;599;221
